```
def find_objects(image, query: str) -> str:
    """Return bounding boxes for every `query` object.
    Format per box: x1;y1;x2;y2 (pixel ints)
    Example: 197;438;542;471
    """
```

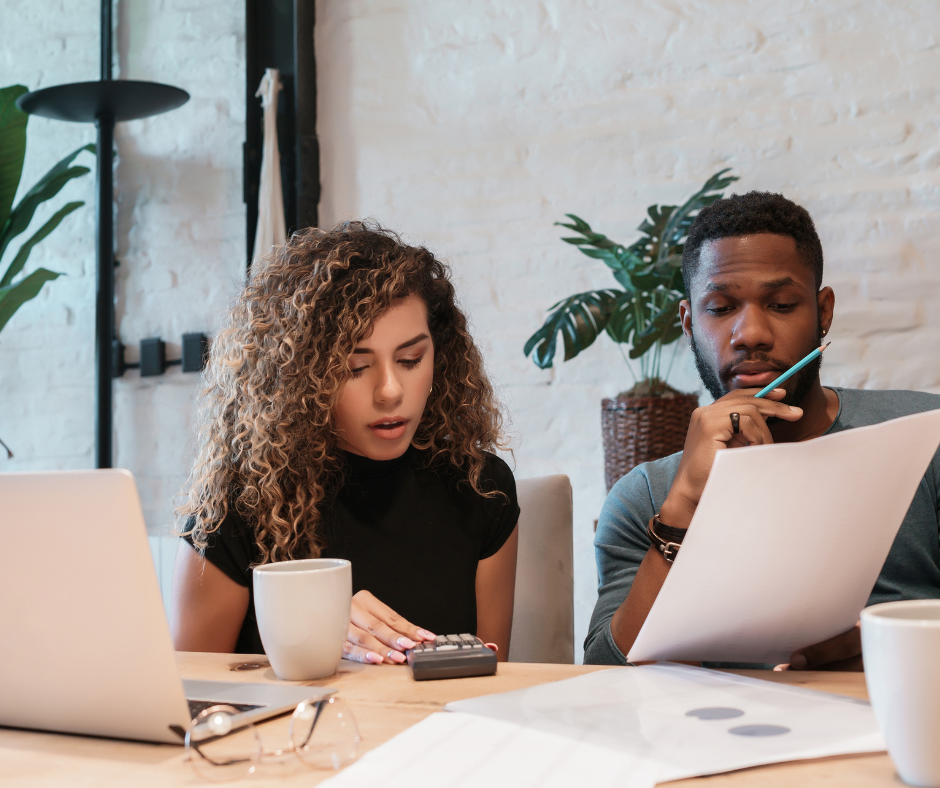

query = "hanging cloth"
252;68;287;263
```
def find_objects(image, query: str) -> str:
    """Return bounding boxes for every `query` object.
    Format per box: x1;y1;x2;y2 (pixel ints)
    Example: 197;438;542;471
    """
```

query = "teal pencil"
753;342;831;399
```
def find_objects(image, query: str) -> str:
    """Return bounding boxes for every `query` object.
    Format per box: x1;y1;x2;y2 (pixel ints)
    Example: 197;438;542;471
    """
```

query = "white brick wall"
0;0;245;546
5;1;940;662
316;0;940;660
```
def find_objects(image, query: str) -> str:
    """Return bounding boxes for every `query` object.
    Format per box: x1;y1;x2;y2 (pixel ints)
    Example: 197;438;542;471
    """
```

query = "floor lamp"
17;0;189;468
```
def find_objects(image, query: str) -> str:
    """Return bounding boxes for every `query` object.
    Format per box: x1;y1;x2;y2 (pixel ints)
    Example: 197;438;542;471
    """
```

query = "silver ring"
730;412;740;434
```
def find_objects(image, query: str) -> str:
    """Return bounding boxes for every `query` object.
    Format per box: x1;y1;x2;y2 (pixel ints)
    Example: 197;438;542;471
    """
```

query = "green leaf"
0;266;61;333
0;201;83;287
658;168;739;261
0;143;94;264
0;85;29;233
555;214;593;234
524;289;620;368
659;320;684;345
542;169;737;380
605;292;638;344
629;298;682;358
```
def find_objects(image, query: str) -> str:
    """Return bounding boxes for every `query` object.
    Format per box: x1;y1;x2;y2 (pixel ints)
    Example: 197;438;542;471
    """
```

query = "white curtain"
252;68;287;263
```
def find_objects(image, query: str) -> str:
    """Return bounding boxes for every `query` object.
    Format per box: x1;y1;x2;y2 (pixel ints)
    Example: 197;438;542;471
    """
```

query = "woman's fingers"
351;590;433;649
345;624;407;664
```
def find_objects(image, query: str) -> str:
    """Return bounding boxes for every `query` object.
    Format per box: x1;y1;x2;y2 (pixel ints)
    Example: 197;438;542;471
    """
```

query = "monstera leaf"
0;84;93;338
523;289;620;369
0;85;28;232
525;169;738;383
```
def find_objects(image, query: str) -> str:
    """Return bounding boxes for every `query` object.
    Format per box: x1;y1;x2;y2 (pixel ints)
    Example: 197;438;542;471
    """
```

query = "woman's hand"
343;590;436;665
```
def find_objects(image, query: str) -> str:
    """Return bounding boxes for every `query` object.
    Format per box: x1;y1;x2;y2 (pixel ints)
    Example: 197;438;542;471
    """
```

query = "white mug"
253;558;352;681
861;599;940;787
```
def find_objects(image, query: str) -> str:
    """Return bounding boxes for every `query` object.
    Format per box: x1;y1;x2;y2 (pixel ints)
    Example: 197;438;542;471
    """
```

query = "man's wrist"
659;487;697;529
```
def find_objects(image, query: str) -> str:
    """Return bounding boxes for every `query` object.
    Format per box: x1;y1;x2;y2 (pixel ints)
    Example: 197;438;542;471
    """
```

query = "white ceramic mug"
861;599;940;787
253;558;352;681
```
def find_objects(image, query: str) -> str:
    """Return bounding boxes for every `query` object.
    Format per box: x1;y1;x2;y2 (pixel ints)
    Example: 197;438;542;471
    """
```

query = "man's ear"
817;286;835;336
679;299;693;339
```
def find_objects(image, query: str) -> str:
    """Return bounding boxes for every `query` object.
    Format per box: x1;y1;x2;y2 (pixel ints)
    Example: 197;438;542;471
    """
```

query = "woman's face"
334;294;435;460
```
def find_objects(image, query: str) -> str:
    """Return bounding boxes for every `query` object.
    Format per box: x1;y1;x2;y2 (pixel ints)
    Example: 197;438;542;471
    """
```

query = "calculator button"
459;634;476;643
436;644;459;651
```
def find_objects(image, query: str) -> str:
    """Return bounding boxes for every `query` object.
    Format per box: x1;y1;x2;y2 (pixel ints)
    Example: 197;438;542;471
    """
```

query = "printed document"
448;663;884;782
629;408;940;664
322;709;659;788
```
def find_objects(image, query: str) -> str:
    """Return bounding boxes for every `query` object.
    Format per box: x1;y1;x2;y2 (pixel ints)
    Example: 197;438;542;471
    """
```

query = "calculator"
405;634;498;681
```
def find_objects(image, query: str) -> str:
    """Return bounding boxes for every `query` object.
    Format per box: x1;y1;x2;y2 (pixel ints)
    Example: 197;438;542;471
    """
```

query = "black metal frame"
17;0;188;468
244;0;319;266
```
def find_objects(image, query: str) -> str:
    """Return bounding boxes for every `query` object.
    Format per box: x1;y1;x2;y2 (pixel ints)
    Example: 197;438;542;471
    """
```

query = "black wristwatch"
647;513;688;564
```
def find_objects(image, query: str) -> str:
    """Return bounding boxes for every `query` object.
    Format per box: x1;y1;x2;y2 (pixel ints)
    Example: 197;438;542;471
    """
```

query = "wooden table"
0;654;896;787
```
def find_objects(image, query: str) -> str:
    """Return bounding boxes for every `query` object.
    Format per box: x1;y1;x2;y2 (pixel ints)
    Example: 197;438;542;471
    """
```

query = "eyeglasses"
184;696;360;782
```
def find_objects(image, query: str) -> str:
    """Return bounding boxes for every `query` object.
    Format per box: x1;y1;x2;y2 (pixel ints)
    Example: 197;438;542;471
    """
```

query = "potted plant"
524;170;738;490
0;84;94;458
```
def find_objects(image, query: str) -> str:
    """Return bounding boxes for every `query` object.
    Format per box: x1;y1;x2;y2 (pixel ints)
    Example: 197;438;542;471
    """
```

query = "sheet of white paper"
320;710;659;788
447;663;885;782
629;408;940;664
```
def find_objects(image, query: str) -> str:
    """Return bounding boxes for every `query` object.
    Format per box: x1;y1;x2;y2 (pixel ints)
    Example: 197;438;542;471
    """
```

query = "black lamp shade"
16;80;189;123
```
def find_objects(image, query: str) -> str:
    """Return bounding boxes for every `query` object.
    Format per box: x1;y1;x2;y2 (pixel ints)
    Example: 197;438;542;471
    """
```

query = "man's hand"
343;590;436;665
776;623;863;671
659;388;804;527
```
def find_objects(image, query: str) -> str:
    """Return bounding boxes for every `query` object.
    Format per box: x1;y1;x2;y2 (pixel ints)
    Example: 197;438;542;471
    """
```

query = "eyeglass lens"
290;697;361;770
186;697;361;781
186;705;262;782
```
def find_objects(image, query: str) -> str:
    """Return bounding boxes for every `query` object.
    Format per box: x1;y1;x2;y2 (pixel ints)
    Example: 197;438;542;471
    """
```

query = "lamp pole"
17;0;188;468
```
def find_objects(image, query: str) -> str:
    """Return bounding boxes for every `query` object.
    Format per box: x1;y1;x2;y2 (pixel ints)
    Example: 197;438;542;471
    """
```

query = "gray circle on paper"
728;724;791;737
685;707;745;720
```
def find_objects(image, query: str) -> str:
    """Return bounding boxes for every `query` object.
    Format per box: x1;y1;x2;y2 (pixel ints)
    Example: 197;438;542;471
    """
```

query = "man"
584;191;940;670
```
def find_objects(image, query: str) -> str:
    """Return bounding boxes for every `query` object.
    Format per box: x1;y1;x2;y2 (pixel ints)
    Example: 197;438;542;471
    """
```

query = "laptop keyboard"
188;698;265;719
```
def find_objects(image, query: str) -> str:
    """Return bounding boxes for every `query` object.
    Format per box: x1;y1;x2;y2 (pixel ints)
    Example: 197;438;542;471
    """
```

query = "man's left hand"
775;622;862;671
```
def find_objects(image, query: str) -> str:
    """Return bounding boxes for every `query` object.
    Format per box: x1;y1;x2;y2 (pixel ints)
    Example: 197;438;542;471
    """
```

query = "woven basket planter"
601;392;699;491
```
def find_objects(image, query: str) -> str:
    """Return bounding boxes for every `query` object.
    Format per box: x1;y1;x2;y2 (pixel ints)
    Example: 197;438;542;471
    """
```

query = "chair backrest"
508;474;574;664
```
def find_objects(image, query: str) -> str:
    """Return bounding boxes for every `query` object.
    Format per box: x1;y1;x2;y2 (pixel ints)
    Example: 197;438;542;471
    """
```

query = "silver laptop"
0;469;332;744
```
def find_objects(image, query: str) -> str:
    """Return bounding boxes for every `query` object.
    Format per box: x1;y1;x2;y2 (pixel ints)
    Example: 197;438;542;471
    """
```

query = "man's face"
679;234;833;406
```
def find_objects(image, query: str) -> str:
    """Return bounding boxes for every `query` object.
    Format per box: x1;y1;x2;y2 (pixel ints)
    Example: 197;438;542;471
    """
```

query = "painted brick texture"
316;0;940;660
0;0;246;534
4;1;940;662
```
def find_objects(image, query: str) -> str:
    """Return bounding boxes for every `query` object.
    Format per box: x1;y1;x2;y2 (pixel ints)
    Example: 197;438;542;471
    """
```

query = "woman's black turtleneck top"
185;447;519;654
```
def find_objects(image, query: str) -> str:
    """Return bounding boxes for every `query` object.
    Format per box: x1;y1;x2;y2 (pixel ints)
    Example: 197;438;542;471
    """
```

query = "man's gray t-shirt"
584;387;940;666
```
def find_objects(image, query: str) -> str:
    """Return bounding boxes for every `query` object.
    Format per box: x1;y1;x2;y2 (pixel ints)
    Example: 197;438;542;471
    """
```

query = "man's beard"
689;326;823;408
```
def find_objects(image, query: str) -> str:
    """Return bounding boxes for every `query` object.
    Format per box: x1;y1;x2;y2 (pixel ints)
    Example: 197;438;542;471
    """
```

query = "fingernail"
397;637;416;649
789;406;802;412
390;651;406;664
774;388;785;393
790;653;807;669
418;629;436;640
366;651;383;664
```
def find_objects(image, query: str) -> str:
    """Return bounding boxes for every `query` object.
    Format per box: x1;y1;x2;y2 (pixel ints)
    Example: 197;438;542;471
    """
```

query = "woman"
170;222;519;664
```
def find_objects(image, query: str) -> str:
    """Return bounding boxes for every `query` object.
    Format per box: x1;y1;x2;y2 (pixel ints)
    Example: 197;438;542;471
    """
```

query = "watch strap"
647;513;688;564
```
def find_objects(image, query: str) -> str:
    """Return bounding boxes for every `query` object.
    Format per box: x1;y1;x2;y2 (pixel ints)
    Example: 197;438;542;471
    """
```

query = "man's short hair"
682;191;824;294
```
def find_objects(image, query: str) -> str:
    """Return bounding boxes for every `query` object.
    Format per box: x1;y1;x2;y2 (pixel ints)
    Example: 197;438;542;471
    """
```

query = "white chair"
508;475;574;664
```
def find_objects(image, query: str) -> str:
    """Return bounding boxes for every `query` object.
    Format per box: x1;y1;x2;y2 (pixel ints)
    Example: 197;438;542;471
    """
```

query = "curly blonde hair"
178;221;506;564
